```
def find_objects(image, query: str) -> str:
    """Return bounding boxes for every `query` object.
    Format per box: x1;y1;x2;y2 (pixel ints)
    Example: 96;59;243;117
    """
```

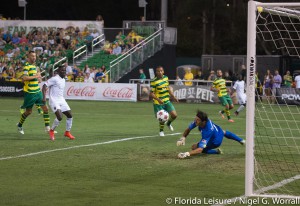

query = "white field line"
212;175;300;206
0;132;180;161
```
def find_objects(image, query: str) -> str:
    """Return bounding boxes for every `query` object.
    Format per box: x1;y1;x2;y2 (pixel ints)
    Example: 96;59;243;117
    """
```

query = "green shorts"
21;91;45;109
153;101;175;117
219;95;233;106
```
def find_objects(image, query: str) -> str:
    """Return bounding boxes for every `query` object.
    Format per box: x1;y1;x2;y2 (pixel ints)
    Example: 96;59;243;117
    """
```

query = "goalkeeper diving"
177;110;245;159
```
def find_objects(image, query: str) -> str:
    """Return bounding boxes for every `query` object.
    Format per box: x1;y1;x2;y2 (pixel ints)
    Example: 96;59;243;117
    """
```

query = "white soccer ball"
156;110;169;123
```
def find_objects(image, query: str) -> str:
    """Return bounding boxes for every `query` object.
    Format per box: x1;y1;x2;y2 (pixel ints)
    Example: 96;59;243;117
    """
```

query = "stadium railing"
108;29;163;83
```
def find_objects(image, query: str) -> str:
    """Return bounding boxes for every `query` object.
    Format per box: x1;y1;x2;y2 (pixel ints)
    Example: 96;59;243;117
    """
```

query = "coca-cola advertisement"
40;82;137;102
67;83;137;101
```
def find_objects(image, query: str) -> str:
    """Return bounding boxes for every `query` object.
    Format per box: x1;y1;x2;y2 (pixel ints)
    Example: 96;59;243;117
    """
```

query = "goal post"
246;0;300;199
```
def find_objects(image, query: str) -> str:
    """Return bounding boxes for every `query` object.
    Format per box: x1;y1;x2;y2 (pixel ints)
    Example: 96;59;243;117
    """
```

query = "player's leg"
235;95;246;116
36;105;43;115
154;104;165;136
218;96;226;119
165;102;177;131
47;102;62;141
225;96;234;122
223;129;245;145
62;102;75;140
17;93;35;134
35;91;50;131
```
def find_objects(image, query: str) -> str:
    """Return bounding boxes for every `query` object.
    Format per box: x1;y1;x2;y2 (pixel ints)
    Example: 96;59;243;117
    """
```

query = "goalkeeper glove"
176;137;186;146
178;152;190;159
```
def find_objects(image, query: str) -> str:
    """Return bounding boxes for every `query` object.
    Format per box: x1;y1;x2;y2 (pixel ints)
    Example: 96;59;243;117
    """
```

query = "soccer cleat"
218;111;225;119
228;119;234;123
16;123;24;134
45;126;57;134
159;131;165;137
217;148;223;154
64;131;75;140
166;123;174;132
49;129;55;141
240;139;246;145
234;111;239;116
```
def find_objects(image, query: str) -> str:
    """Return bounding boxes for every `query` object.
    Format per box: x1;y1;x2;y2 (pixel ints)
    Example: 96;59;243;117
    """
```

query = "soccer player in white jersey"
232;74;246;116
42;66;75;141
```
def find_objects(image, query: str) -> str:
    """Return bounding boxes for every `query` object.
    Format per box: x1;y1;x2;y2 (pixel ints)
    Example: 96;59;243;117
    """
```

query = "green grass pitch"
0;97;248;206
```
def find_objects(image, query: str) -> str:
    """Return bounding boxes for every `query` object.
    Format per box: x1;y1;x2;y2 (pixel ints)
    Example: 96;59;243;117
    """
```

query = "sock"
36;105;42;114
43;112;50;127
166;116;175;126
224;130;243;142
225;109;231;120
18;113;29;127
159;122;164;132
51;118;61;130
66;118;73;131
203;149;219;154
237;104;245;113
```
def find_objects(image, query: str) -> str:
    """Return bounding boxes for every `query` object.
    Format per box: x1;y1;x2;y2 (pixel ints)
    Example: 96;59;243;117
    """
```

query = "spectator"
83;64;90;74
240;64;246;81
295;74;300;89
283;70;292;88
0;37;7;49
263;69;274;103
194;70;204;80
112;42;122;55
96;15;105;28
184;67;194;86
175;75;184;86
95;67;105;83
89;66;96;80
65;62;73;81
272;69;282;99
84;73;94;83
139;68;146;83
208;70;216;81
75;72;84;82
11;32;20;44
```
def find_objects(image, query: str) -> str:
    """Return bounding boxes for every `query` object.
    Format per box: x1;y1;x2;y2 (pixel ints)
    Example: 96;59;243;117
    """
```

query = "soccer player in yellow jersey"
210;70;234;122
17;51;50;134
150;66;179;136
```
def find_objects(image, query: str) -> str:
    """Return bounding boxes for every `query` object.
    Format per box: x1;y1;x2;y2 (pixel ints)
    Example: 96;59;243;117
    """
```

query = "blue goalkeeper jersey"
188;119;224;149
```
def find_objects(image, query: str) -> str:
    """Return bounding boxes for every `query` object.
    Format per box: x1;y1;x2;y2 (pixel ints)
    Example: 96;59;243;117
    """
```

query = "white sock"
51;118;61;130
237;105;245;113
66;118;73;131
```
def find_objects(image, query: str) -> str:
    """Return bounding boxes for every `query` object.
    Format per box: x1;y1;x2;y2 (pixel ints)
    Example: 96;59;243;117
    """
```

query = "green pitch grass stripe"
0;132;180;161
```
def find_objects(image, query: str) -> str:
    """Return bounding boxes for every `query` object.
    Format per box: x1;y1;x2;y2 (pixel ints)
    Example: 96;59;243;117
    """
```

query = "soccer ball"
156;110;169;123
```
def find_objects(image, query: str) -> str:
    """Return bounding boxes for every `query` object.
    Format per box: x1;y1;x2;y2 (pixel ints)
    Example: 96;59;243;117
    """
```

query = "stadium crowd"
0;13;145;83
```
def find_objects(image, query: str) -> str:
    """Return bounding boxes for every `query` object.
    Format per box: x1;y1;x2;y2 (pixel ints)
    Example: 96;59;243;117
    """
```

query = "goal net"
246;1;300;199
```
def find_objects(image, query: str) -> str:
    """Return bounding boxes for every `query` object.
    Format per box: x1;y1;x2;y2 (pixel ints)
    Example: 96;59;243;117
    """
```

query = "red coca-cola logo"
103;87;134;98
67;86;96;97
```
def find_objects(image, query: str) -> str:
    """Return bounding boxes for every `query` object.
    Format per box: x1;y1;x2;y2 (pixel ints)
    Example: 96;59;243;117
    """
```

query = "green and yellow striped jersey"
23;62;40;93
150;75;170;105
212;77;228;97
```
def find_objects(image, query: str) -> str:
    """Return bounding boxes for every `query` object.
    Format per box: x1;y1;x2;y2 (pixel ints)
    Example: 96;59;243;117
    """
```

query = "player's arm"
176;127;191;146
42;83;48;103
149;91;164;104
178;131;212;159
210;82;219;93
22;68;41;81
168;86;178;102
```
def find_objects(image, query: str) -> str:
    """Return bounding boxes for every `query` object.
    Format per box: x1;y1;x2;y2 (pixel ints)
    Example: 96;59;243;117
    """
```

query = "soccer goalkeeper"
177;110;245;159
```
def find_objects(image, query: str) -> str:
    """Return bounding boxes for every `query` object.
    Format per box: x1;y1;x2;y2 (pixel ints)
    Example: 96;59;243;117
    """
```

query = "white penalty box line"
0;132;181;161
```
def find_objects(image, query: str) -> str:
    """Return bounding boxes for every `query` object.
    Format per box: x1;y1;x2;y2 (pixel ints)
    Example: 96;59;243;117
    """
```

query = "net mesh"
254;5;300;197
